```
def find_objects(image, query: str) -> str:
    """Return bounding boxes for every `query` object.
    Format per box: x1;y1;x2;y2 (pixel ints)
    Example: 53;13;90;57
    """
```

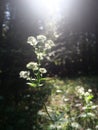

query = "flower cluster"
45;40;55;50
37;35;47;43
36;52;45;60
19;71;30;79
27;35;55;63
39;68;47;74
20;35;55;88
27;36;37;46
76;86;85;96
75;86;93;102
27;35;55;50
26;62;38;71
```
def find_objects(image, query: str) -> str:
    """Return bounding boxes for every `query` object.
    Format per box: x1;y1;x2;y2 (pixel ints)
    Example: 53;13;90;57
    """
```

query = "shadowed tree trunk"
0;0;6;39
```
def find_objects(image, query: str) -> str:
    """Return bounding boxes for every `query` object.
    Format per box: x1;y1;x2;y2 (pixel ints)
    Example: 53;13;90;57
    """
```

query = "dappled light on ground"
38;76;98;129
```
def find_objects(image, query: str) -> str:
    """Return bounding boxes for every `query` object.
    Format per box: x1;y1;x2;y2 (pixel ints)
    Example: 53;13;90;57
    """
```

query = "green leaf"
88;95;94;100
40;78;46;81
57;112;65;121
39;83;43;86
26;82;37;87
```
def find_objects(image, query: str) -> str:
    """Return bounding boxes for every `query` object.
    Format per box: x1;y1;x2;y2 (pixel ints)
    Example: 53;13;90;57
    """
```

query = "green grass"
37;76;98;130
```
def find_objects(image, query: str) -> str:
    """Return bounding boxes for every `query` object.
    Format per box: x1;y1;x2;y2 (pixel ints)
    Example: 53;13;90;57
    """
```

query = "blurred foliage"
0;76;98;129
38;76;98;130
0;85;52;130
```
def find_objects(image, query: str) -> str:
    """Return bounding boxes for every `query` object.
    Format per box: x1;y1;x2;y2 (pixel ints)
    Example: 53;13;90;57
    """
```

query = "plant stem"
43;102;57;130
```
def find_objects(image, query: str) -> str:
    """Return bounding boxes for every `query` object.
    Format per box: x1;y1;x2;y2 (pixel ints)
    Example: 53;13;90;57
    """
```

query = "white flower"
91;105;97;109
37;35;47;43
39;68;47;74
63;98;69;102
27;36;37;46
89;101;93;105
19;71;30;79
80;113;87;118
82;106;87;110
88;89;92;93
76;86;85;95
38;111;46;116
56;89;62;93
71;122;81;129
26;62;38;70
87;112;95;117
45;40;55;49
37;53;45;60
95;125;98;129
45;43;52;49
49;124;56;129
56;125;62;129
75;103;81;107
86;128;92;130
84;92;90;96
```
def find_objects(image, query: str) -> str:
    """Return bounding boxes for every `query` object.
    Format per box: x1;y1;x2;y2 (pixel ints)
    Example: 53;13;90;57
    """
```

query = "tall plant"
19;35;55;88
19;35;57;129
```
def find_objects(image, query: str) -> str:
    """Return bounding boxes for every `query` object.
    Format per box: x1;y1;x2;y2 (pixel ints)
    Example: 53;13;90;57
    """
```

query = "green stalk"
35;46;41;88
37;55;41;87
43;103;57;130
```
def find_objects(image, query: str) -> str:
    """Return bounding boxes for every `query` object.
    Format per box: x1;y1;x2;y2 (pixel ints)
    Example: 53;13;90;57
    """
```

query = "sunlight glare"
41;0;61;14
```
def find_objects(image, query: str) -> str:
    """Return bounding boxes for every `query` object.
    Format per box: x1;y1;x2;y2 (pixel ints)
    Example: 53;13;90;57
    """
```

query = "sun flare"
41;0;61;14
